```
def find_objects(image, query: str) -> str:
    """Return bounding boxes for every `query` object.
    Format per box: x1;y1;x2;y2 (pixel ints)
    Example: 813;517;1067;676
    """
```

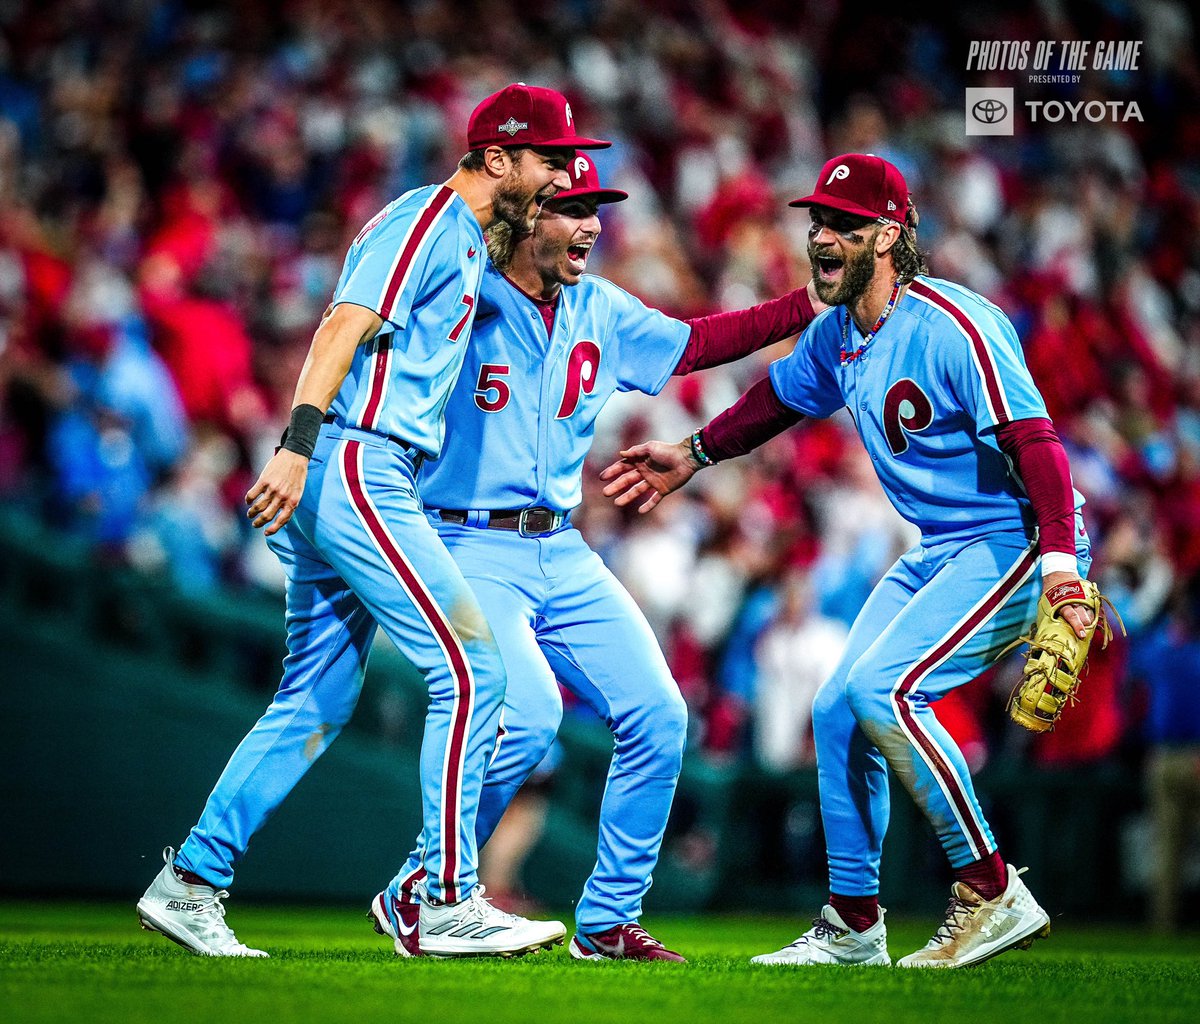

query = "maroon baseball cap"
789;153;909;222
467;83;611;151
544;153;628;205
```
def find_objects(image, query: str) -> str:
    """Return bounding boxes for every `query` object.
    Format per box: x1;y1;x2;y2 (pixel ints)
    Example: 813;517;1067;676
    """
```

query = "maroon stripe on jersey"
380;185;455;320
909;280;1010;424
893;545;1038;856
341;440;472;902
360;335;392;431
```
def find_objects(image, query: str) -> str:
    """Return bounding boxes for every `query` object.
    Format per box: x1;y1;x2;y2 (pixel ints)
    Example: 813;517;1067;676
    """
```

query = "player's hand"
806;278;829;316
245;449;310;536
599;439;699;514
1043;570;1096;639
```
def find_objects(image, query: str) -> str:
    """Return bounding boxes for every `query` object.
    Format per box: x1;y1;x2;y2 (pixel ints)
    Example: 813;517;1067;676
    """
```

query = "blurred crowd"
2;0;1200;811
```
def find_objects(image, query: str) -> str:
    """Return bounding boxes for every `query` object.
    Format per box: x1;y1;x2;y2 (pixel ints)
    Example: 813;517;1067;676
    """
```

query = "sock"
954;851;1008;901
174;866;215;889
829;893;880;933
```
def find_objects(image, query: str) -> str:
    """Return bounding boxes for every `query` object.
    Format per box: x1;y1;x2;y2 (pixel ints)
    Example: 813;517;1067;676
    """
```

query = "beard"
492;172;532;231
493;166;553;233
809;237;879;307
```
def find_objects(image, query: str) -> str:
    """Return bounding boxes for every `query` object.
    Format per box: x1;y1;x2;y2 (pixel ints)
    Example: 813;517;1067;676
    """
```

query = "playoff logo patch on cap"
466;83;611;151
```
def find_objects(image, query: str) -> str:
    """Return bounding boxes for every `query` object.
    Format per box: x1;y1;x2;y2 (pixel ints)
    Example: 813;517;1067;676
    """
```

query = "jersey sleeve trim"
376;185;457;323
908;279;1013;426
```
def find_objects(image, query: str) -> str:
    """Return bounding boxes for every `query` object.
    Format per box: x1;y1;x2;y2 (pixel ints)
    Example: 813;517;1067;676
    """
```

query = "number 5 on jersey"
474;364;510;412
473;341;602;417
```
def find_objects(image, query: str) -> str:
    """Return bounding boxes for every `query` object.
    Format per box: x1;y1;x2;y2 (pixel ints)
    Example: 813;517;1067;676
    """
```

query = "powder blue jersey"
329;184;485;459
770;275;1081;541
419;262;691;511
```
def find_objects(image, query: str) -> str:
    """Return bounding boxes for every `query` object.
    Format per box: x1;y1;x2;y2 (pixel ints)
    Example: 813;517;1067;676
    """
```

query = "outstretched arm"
600;375;804;513
672;281;825;375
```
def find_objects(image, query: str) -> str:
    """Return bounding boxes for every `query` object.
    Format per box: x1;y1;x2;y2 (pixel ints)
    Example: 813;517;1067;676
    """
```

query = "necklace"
840;281;903;364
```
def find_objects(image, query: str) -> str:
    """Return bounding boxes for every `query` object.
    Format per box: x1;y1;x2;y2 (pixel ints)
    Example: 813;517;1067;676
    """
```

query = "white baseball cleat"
136;847;268;958
897;865;1051;969
751;905;891;966
417;883;565;958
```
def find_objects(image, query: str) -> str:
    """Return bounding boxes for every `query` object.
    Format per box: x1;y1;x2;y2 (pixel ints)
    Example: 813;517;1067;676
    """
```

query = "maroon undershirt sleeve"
674;288;816;375
699;376;803;461
994;417;1076;556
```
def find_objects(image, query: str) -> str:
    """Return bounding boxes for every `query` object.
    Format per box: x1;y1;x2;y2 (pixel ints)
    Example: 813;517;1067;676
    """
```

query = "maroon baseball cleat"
569;923;686;962
368;889;422;957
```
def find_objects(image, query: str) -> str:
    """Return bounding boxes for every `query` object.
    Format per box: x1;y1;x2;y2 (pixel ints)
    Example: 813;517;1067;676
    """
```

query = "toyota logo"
972;98;1008;124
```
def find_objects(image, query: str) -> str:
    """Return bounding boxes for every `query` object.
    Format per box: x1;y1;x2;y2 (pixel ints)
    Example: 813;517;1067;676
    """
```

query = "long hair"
486;219;518;271
890;199;930;282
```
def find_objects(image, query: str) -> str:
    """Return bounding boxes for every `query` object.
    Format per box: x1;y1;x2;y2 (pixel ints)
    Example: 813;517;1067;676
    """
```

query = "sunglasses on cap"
809;207;898;239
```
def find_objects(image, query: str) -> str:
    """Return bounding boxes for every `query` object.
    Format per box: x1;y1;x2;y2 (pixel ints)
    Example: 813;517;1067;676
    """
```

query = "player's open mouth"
815;255;843;280
566;242;592;270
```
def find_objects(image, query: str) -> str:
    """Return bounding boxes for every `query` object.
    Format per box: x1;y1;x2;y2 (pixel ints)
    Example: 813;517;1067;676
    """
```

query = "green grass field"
3;903;1198;1024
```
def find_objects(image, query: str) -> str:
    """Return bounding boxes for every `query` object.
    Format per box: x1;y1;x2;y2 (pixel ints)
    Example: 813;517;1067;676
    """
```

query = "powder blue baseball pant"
388;523;688;931
176;426;505;903
813;523;1091;896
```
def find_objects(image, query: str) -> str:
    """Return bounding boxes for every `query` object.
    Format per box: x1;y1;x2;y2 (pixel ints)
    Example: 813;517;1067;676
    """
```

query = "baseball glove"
1005;579;1124;733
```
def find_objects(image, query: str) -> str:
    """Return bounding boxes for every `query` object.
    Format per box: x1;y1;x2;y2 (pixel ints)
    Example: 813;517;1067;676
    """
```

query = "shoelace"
461;885;519;925
623;925;663;949
189;888;250;948
807;916;848;943
932;897;977;945
209;890;230;918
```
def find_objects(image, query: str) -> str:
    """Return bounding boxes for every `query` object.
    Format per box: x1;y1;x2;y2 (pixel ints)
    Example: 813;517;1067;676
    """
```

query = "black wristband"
280;404;325;459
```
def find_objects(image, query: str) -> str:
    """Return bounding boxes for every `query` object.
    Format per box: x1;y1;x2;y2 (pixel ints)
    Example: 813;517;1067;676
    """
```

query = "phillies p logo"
883;378;934;455
557;340;601;418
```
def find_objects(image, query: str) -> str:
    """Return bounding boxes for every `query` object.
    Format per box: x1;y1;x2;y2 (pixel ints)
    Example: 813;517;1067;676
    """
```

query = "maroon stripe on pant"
399;866;427;900
342;440;473;902
893;545;1038;856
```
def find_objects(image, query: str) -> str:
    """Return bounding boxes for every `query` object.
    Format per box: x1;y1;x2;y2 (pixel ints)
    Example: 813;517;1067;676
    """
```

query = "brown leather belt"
437;507;567;537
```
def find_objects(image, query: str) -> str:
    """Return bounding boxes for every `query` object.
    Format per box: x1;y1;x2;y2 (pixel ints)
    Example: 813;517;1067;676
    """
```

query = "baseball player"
601;154;1098;969
364;154;825;961
137;84;610;959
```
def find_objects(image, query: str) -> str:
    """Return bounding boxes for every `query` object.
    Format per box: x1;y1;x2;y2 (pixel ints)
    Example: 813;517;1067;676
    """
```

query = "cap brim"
788;194;880;219
533;136;612;150
546;186;628;205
